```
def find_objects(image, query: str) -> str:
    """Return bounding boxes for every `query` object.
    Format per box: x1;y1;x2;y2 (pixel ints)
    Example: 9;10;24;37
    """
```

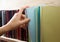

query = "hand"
5;6;30;31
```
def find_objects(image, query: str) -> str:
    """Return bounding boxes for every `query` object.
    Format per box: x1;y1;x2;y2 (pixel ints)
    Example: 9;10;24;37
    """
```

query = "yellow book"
41;6;60;42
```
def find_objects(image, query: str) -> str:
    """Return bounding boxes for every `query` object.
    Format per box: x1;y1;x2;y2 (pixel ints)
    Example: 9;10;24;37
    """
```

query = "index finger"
19;6;29;14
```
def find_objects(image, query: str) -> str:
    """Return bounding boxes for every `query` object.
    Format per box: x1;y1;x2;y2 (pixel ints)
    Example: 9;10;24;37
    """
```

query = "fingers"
20;18;30;25
20;14;26;20
20;20;28;29
20;14;30;28
21;14;26;19
19;6;29;14
20;24;26;28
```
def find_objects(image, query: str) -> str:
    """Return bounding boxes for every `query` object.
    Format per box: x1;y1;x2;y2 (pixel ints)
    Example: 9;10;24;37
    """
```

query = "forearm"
0;24;11;36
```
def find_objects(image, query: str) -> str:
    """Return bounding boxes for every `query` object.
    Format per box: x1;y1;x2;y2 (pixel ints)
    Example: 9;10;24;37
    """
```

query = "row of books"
1;6;60;42
1;6;40;42
2;10;28;41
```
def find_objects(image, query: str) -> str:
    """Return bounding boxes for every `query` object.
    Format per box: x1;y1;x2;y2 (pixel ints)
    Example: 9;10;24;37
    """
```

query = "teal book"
25;6;40;42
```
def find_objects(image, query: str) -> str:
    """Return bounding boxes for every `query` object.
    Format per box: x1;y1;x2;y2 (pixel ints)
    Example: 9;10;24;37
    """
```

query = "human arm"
0;6;30;36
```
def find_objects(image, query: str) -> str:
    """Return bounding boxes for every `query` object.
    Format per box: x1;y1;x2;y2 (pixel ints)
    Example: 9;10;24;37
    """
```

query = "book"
41;6;60;42
25;6;40;42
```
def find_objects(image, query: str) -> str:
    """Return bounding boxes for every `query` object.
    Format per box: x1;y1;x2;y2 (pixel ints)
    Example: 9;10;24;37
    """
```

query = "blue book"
25;6;40;42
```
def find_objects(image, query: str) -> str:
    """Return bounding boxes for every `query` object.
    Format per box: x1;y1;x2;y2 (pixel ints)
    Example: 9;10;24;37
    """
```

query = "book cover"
41;6;60;42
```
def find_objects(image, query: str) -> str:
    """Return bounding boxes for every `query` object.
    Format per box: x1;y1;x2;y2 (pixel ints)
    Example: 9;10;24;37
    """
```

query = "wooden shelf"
0;36;26;42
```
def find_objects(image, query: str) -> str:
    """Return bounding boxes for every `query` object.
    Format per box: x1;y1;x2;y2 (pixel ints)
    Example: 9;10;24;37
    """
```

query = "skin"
0;6;30;36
